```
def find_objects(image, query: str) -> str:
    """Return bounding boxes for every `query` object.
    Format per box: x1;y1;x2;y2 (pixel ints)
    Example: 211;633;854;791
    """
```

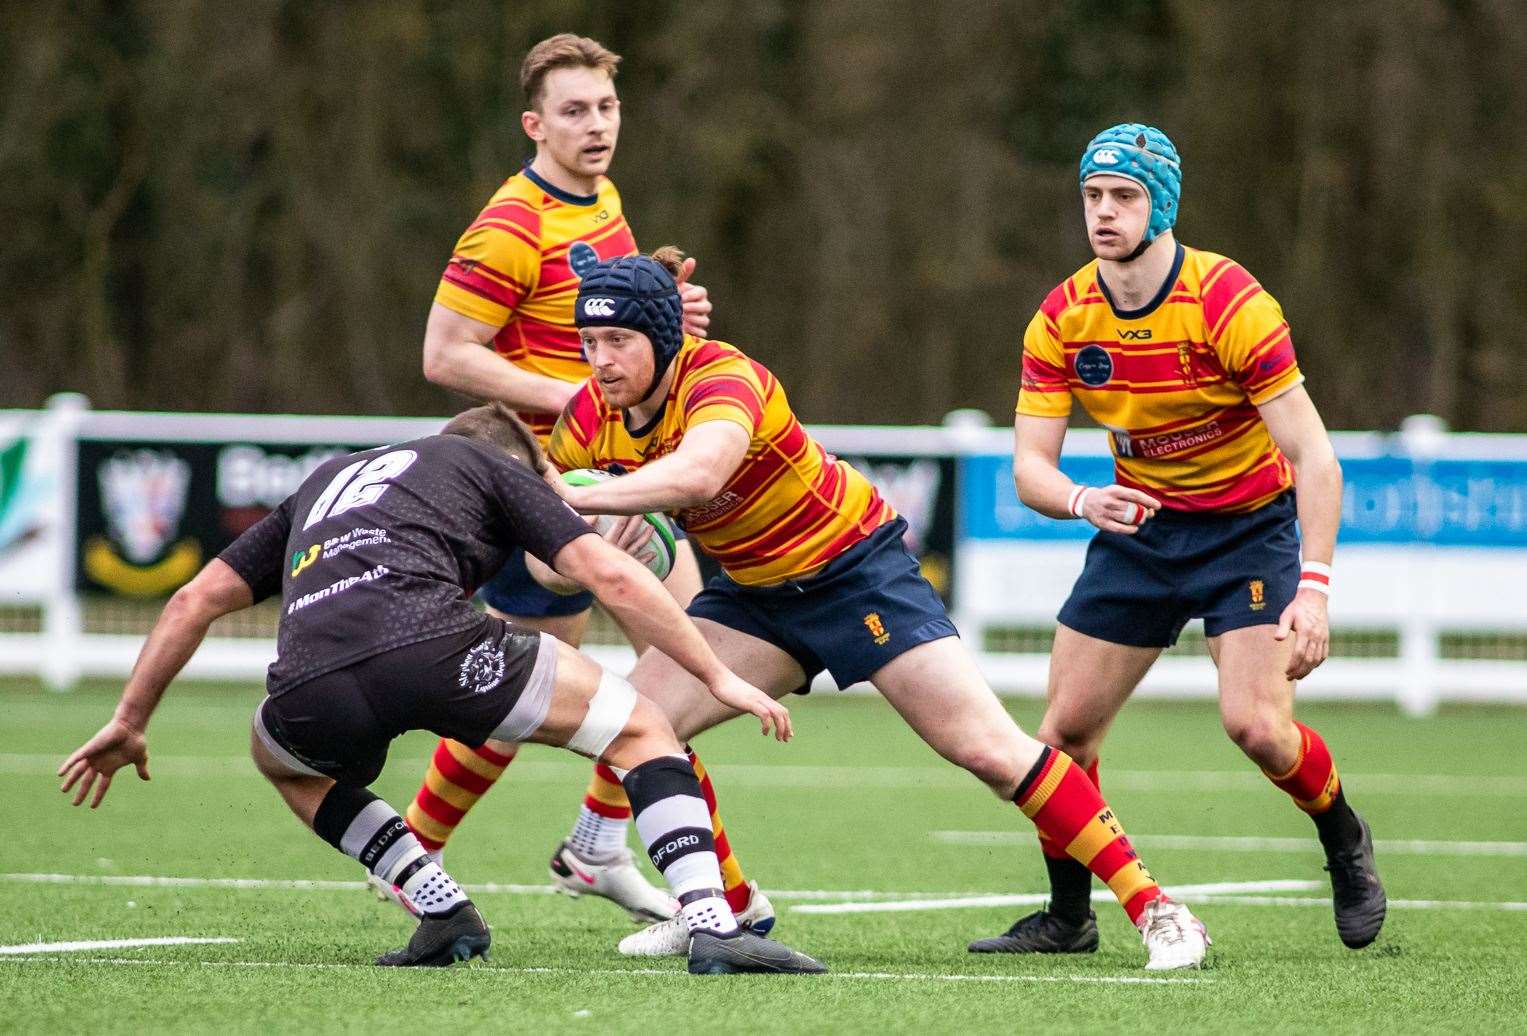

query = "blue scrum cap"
1079;123;1182;243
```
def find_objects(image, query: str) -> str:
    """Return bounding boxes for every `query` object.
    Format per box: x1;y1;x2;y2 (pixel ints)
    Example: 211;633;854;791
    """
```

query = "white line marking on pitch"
0;956;1208;985
932;832;1527;856
793;879;1318;915
0;936;239;955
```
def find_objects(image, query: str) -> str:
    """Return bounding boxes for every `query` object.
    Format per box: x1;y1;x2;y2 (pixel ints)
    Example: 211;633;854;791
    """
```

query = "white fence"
3;395;1527;714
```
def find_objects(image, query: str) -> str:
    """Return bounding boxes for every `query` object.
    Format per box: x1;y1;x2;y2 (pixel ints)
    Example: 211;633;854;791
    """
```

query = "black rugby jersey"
218;434;592;694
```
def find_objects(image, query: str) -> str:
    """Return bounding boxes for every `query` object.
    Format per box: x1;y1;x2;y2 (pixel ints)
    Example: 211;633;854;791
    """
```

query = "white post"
41;392;88;691
1395;415;1448;717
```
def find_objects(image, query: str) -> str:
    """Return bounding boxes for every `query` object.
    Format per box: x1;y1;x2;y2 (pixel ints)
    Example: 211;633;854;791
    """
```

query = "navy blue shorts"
1058;492;1301;648
478;547;594;618
687;517;958;688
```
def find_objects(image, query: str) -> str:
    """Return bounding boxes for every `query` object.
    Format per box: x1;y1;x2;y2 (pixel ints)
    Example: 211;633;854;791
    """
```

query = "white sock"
399;860;469;917
680;892;739;936
569;805;628;862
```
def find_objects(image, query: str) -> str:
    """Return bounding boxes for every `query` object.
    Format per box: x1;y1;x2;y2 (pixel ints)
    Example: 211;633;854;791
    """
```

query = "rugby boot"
967;907;1099;954
1137;897;1210;971
620;881;775;957
548;840;679;923
687;929;827;975
376;903;491;967
1324;812;1387;948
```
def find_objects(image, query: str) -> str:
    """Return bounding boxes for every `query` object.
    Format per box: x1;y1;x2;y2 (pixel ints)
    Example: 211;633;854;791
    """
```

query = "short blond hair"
520;34;621;110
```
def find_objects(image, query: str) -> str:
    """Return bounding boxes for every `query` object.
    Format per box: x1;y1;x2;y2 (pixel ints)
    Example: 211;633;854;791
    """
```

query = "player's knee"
605;695;683;766
1035;718;1097;767
1222;710;1286;763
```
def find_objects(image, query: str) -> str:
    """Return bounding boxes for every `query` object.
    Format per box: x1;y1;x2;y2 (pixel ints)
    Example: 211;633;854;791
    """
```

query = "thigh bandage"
565;670;638;759
252;698;326;778
487;631;560;744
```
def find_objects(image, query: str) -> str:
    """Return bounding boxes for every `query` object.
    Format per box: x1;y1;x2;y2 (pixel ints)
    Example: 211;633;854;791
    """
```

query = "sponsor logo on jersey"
568;240;600;279
458;634;507;695
1074;344;1114;387
286;564;389;615
1111;419;1225;460
863;612;890;646
1249;578;1266;611
582;296;616;318
290;544;320;578
1118;328;1152;340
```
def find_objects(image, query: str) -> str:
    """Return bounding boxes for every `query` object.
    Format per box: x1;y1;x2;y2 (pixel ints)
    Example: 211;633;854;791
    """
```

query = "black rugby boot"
687;930;827;975
1324;813;1387;949
376;902;491;966
968;907;1100;954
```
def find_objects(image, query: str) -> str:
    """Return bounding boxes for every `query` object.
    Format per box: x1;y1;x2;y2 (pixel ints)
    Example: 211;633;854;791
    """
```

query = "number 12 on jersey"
302;450;418;530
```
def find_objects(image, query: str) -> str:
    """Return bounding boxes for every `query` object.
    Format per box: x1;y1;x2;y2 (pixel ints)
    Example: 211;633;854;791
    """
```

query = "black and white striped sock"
313;784;469;918
621;755;739;936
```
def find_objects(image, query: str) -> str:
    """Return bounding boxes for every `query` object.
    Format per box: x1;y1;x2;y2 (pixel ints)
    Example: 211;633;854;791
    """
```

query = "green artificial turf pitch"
3;679;1525;1033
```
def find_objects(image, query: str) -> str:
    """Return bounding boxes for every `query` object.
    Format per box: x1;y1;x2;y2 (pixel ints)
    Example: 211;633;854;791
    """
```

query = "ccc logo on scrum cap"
583;297;616;317
1092;148;1120;165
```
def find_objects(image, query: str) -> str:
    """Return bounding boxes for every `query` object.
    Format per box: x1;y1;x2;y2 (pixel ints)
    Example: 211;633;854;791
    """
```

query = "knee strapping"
565;670;638;759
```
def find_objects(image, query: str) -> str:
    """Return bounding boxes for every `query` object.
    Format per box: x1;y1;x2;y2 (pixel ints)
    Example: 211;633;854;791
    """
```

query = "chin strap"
1117;236;1154;263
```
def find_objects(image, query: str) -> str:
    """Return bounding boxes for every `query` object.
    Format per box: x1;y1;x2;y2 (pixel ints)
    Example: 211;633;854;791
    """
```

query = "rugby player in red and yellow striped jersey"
535;247;1208;969
983;123;1385;957
385;33;740;931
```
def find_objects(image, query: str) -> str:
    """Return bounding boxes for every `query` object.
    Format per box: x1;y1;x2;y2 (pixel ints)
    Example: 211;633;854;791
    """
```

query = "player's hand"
1079;485;1160;534
58;718;150;809
1274;588;1329;680
601;513;656;568
705;671;791;742
675;256;712;337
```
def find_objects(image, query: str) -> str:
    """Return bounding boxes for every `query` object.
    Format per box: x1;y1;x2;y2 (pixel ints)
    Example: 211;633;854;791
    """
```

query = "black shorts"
253;617;556;786
1057;492;1301;648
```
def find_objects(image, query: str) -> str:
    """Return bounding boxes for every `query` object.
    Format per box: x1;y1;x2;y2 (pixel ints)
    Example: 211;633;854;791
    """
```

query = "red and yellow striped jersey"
1016;244;1304;513
548;337;896;586
433;166;638;441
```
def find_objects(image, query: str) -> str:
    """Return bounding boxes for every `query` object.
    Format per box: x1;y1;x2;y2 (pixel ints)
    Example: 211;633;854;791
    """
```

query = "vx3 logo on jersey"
583;297;616;317
1117;328;1153;340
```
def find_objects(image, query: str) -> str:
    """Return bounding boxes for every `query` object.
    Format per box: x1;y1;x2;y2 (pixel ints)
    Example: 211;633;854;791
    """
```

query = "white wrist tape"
1067;486;1093;519
1299;560;1331;595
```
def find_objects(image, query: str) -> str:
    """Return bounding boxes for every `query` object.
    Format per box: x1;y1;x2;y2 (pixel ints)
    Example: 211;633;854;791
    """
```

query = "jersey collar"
1096;241;1185;321
522;162;601;207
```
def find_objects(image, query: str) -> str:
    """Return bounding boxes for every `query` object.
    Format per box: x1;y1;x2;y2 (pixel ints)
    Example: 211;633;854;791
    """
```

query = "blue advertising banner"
959;452;1527;547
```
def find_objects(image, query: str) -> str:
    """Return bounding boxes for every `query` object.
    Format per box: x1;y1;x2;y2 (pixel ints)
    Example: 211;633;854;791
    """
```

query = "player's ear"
522;109;544;142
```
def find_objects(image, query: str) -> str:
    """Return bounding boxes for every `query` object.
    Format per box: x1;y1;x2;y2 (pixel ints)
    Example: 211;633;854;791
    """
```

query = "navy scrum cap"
575;255;684;399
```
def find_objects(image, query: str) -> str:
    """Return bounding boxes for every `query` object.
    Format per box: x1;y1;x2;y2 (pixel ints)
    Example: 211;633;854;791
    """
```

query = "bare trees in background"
2;0;1524;430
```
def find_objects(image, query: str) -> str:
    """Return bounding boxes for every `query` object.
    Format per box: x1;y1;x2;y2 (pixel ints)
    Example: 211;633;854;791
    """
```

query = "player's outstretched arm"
1013;413;1159;533
1259;384;1342;679
422;303;581;415
559;421;750;516
550;533;790;741
58;559;254;808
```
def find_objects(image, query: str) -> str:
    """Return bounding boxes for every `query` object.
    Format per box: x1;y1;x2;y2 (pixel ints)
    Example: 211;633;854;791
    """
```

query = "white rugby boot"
549;841;679;924
1138;897;1210;971
367;870;422;919
618;880;776;957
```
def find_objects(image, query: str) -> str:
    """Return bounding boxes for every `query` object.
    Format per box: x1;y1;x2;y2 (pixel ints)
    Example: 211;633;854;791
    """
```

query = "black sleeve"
217;497;293;603
486;455;595;566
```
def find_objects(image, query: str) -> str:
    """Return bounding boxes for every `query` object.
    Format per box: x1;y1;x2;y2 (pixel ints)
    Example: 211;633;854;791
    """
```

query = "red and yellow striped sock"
686;746;750;913
405;739;518;852
1015;747;1162;925
583;763;633;820
1038;758;1101;860
1263;721;1340;813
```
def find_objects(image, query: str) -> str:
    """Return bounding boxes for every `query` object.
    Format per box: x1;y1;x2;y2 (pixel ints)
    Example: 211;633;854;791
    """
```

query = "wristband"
1299;560;1331;595
1067;486;1093;519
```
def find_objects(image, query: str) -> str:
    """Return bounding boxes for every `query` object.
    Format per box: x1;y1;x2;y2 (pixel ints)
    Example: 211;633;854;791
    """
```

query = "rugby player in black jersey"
58;404;823;975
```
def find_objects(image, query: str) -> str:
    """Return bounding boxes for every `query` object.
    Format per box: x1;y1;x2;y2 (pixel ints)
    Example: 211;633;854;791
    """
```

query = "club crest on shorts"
568;241;599;280
1249;579;1266;611
863;612;890;646
1074;344;1114;387
458;636;507;694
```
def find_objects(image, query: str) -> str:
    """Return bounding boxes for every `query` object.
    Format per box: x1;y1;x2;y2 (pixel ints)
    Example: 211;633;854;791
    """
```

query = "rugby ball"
561;468;678;580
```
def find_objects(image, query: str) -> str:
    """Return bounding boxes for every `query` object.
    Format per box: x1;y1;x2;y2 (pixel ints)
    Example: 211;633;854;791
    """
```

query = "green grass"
4;679;1526;1033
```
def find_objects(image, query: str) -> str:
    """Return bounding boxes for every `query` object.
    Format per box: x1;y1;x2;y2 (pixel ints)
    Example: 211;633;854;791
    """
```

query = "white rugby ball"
561;468;678;580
